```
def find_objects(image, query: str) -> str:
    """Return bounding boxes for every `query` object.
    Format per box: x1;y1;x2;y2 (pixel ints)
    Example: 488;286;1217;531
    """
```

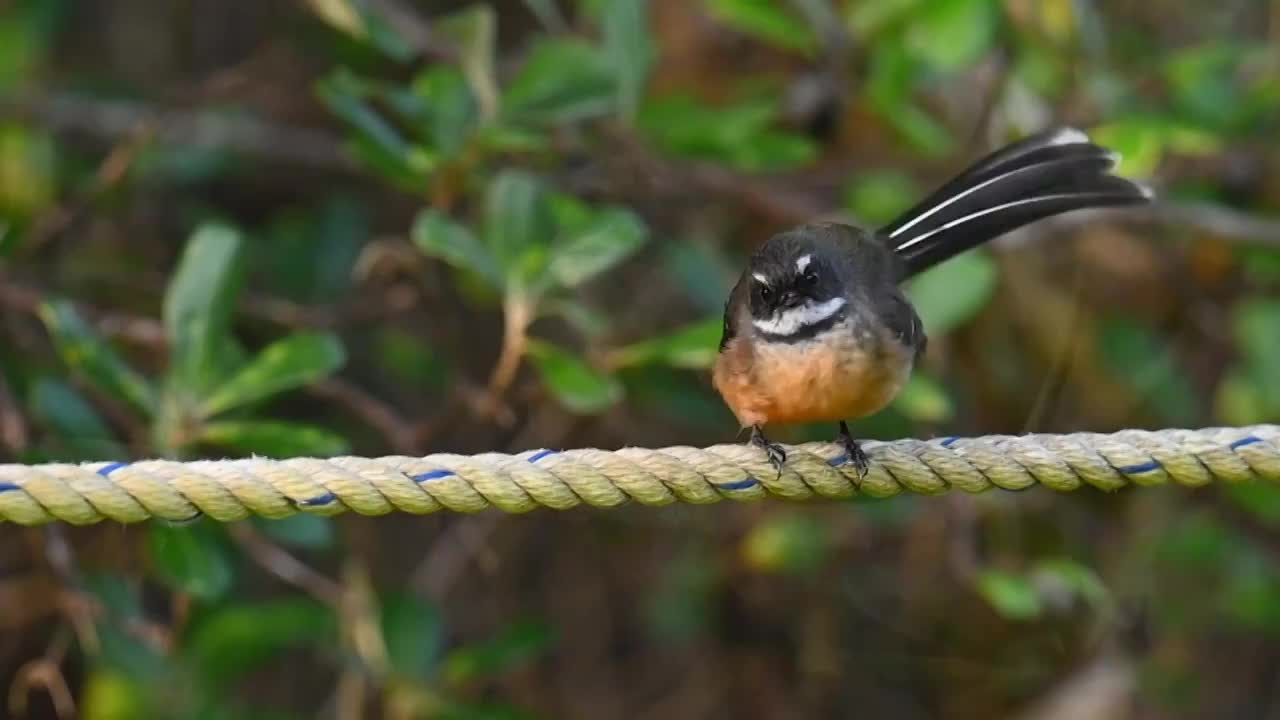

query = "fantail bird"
712;127;1153;475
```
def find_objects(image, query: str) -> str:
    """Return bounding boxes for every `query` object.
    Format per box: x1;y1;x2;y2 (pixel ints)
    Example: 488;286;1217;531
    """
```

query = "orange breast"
713;323;913;428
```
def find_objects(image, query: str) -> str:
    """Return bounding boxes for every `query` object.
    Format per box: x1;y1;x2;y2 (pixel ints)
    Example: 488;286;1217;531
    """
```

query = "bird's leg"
837;421;870;477
749;424;787;477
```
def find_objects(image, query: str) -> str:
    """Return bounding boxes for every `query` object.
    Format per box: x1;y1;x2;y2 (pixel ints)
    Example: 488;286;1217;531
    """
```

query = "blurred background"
1;0;1279;717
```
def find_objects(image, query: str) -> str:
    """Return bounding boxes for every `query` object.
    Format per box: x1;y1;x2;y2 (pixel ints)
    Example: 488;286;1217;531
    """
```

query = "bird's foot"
838;421;870;478
749;425;787;478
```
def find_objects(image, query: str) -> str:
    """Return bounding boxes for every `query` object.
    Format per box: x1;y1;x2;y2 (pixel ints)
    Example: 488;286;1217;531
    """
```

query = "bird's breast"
713;319;913;427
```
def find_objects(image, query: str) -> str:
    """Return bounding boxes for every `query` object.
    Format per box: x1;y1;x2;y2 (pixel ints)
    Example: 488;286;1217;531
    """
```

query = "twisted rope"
1;425;1277;526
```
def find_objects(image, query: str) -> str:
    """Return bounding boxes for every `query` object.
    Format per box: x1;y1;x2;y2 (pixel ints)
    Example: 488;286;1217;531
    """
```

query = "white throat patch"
752;297;847;336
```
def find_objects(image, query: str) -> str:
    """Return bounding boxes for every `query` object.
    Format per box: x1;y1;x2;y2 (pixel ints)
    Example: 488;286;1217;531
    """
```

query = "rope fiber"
1;425;1277;526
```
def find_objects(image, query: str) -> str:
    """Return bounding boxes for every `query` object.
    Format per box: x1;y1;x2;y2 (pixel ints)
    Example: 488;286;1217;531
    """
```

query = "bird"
712;127;1153;476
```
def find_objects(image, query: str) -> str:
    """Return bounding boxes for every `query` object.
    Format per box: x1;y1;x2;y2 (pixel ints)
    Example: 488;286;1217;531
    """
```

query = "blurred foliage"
0;0;1279;718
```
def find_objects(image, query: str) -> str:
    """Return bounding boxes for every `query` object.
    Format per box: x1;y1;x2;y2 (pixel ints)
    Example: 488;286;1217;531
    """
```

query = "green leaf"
521;0;567;29
610;317;723;369
976;570;1042;621
647;550;717;644
482;170;556;290
844;170;920;226
251;514;336;550
356;5;417;61
1214;368;1272;425
541;299;610;339
729;130;819;171
904;0;999;71
408;66;479;157
601;0;654;122
381;593;444;678
741;514;829;574
0;0;69;91
444;620;554;685
1091;116;1221;178
261;197;367;304
186;599;336;688
890;372;954;423
81;671;150;720
1031;559;1110;609
38;300;156;413
412;210;503;289
199;420;350;458
28;378;126;460
200;333;346;417
1222;555;1280;635
1165;43;1279;133
548;207;648;287
148;522;235;602
164;223;245;393
0;124;57;217
437;4;499;122
845;0;923;37
502;38;617;125
317;69;432;188
1098;317;1199;425
705;0;817;54
1234;299;1280;410
864;44;955;156
906;251;997;334
1157;512;1236;569
638;94;817;171
527;341;623;414
374;328;451;393
317;70;409;155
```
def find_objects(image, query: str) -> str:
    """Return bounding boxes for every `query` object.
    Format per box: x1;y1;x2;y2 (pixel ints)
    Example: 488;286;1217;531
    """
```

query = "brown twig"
0;272;443;452
0;91;355;173
22;119;156;257
409;514;502;600
0;272;167;347
477;295;531;425
0;370;28;456
7;627;76;720
307;377;439;455
228;523;345;605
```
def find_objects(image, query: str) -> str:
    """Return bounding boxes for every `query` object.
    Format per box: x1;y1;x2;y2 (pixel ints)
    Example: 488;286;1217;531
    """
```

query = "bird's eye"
760;286;773;301
803;271;818;285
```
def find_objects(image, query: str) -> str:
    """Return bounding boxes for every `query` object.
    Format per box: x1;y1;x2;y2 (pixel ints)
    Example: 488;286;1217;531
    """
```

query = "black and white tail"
879;127;1152;278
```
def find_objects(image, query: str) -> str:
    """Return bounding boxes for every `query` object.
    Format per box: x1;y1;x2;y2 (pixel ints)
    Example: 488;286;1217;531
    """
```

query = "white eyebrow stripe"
795;255;811;272
752;272;769;284
752;297;847;336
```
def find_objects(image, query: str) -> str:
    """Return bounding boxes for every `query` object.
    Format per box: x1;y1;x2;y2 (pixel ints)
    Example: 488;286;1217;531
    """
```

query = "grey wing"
880;287;927;360
718;276;748;351
718;298;735;351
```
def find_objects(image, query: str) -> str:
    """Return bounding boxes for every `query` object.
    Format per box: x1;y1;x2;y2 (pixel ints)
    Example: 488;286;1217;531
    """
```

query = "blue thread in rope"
0;483;17;493
97;462;128;476
1117;460;1162;474
1231;436;1262;450
718;477;760;491
528;449;557;463
940;437;959;448
828;454;848;467
299;492;337;507
413;469;455;482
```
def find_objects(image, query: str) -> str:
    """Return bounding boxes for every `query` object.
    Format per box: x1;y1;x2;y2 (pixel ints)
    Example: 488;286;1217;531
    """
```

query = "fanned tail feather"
881;127;1152;278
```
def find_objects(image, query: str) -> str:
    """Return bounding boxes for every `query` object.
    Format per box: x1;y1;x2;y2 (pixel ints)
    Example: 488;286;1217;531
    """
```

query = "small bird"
712;127;1152;475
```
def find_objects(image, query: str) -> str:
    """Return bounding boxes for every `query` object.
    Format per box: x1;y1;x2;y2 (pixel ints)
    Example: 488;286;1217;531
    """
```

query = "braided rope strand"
0;425;1276;526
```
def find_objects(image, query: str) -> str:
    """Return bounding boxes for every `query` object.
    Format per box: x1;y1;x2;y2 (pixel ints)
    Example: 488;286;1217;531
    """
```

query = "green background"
1;0;1279;717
